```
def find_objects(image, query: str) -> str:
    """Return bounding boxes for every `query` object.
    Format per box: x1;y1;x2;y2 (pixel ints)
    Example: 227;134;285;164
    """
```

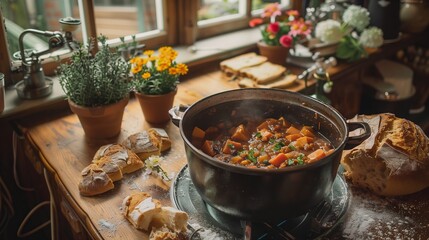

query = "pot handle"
345;122;371;149
169;105;189;127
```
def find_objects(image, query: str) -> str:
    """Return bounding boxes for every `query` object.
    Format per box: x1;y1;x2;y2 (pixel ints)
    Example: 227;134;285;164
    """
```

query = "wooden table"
19;66;429;239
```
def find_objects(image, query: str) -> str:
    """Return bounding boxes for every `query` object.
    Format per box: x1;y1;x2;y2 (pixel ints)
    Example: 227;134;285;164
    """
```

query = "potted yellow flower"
130;46;188;124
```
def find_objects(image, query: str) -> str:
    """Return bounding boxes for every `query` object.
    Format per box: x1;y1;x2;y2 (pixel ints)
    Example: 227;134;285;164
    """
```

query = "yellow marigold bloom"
129;57;140;64
159;46;172;53
175;63;188;75
159;46;177;61
149;56;157;62
157;64;168;72
140;58;148;65
169;67;178;75
142;72;151;79
131;65;142;74
134;57;146;67
144;50;154;56
157;58;171;70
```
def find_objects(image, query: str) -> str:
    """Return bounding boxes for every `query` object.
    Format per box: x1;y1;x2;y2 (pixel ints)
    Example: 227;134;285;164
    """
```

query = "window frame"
0;0;299;86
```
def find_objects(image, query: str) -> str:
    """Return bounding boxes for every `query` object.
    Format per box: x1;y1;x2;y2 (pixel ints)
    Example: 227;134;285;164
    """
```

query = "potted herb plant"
130;46;188;124
249;3;312;65
58;35;131;138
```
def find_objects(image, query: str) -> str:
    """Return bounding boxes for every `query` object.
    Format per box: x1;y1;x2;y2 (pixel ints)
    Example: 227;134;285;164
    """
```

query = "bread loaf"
79;129;171;196
341;113;429;196
122;192;189;234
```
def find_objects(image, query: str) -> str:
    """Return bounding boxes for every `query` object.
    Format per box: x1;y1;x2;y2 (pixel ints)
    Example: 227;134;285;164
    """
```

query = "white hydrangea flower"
315;19;343;44
359;27;384;48
342;5;370;31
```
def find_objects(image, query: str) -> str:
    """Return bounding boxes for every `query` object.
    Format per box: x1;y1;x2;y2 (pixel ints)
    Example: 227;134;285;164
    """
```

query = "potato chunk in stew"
193;117;334;168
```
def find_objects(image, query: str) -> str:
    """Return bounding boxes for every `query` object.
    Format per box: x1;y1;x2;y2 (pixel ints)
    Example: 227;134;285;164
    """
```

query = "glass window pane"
198;0;244;23
3;0;82;60
93;0;162;39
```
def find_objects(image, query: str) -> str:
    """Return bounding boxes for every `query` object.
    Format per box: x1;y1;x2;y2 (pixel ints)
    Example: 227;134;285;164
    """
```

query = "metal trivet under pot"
171;165;349;240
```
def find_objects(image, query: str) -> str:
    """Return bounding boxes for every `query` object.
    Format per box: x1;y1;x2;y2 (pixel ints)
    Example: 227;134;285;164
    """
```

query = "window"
0;0;293;86
196;0;290;40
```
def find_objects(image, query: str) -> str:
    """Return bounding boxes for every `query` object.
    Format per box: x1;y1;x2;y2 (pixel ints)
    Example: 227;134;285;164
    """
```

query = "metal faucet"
14;17;80;99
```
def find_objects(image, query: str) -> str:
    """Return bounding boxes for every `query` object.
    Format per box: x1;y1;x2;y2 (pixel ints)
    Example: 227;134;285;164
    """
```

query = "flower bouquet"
250;3;312;48
314;5;384;62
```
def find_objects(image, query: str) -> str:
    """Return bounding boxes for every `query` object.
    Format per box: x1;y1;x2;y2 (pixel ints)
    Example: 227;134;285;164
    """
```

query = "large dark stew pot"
170;88;369;222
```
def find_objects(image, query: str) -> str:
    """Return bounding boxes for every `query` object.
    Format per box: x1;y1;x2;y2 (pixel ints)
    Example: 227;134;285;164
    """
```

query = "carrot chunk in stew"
269;153;287;167
286;126;301;135
294;136;314;148
300;126;315;137
222;139;242;154
286;133;302;142
231;124;250;142
307;149;326;163
192;127;206;139
201;140;216;157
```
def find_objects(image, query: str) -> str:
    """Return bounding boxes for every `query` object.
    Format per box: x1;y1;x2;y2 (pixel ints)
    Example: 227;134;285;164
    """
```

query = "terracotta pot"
68;97;129;139
135;89;177;124
257;41;289;65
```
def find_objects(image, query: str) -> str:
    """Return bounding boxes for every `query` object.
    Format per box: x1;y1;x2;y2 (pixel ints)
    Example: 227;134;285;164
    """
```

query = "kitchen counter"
16;65;429;239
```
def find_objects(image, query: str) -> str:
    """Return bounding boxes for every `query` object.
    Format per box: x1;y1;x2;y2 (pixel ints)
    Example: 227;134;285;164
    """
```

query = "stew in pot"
192;116;334;169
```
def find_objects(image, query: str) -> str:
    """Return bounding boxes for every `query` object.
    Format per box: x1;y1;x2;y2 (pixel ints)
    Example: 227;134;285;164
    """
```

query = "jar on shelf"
400;0;429;33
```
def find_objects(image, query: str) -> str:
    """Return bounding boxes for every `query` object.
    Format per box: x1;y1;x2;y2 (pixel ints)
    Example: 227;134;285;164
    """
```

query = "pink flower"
262;3;282;18
267;22;280;34
288;19;312;37
279;35;293;48
249;18;263;27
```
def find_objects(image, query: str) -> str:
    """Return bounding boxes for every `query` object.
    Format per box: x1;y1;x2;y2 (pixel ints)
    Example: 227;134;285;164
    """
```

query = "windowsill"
0;28;261;120
175;28;260;67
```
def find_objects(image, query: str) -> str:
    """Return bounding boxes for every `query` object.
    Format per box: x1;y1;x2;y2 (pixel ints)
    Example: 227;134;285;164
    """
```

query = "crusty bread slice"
122;192;162;231
93;157;123;182
122;131;162;161
78;164;114;196
151;206;189;232
148;128;172;152
122;192;189;234
239;62;286;84
341;113;429;196
220;52;267;75
259;74;297;89
92;144;144;175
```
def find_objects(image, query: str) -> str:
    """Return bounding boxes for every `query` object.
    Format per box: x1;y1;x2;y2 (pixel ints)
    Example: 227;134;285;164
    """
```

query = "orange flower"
249;18;263;27
142;72;151;79
176;63;188;75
